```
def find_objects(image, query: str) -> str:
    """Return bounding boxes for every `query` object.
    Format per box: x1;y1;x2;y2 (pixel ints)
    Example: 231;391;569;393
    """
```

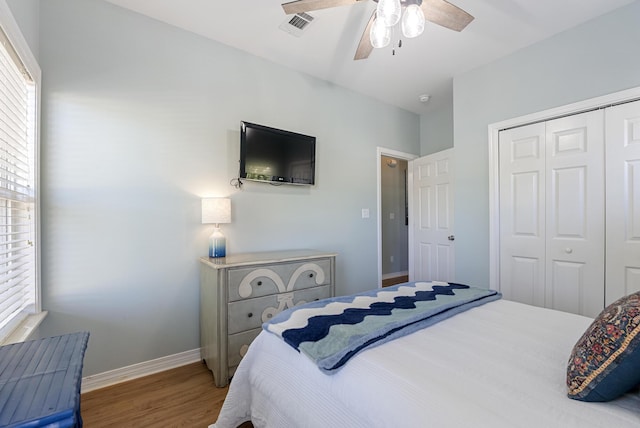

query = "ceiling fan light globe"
370;18;391;49
376;0;401;27
401;4;425;38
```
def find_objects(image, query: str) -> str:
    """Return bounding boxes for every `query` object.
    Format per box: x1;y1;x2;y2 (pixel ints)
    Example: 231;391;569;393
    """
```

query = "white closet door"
606;100;640;304
545;111;605;318
499;123;546;307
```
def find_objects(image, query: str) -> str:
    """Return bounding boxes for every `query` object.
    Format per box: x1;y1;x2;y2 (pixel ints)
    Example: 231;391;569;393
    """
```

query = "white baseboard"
81;348;202;393
382;270;408;280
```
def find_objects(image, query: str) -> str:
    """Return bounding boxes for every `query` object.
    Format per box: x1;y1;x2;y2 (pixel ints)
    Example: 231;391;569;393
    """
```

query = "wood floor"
81;362;229;427
382;274;408;287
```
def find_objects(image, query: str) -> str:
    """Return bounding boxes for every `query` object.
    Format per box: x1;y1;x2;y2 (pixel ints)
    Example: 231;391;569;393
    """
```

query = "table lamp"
201;198;231;258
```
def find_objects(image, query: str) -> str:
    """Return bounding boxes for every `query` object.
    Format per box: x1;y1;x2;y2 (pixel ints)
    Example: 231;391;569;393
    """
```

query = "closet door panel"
545;111;605;317
550;260;585;315
499;123;546;307
606;100;640;304
551;166;587;237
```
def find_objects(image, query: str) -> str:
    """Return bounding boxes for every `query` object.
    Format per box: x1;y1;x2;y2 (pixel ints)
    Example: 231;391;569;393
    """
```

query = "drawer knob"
247;312;253;318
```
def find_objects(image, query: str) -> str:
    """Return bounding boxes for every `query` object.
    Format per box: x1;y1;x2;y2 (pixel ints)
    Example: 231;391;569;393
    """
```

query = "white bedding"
212;299;640;428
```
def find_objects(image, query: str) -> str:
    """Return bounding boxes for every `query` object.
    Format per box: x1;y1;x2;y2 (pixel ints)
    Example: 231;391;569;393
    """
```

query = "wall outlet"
390;255;394;263
362;208;370;219
389;212;395;220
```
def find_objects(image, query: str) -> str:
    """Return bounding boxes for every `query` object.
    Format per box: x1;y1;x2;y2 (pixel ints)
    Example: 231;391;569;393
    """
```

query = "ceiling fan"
281;0;474;60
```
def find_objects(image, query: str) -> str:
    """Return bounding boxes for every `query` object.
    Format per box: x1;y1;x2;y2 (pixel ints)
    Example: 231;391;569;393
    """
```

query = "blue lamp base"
209;227;226;258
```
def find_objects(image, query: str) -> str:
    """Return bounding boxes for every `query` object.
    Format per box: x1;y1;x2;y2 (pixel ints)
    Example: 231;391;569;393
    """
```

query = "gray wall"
453;2;640;287
420;84;454;155
9;0;420;376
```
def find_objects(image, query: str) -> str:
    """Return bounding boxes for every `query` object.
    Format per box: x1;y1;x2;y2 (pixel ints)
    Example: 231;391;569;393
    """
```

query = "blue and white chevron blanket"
263;281;501;373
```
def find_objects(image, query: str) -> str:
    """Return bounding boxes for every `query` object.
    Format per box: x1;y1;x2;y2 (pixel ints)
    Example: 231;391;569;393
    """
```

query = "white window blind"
0;22;37;338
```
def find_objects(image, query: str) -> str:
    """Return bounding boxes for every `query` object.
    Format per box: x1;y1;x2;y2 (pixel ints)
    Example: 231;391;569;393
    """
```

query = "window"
0;2;41;343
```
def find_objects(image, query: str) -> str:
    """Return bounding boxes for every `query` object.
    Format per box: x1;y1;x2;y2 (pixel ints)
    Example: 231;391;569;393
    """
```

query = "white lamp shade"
376;0;401;27
202;198;231;224
401;4;425;38
370;17;391;49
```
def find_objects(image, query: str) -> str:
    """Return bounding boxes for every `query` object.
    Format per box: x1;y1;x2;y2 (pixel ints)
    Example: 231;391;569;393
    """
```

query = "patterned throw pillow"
567;291;640;402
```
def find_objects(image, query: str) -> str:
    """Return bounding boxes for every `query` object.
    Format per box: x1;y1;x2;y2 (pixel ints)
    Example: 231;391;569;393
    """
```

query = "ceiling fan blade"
421;0;474;32
354;11;376;60
282;0;363;15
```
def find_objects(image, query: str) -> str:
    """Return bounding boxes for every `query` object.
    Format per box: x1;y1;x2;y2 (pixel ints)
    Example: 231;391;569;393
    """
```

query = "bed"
211;282;640;428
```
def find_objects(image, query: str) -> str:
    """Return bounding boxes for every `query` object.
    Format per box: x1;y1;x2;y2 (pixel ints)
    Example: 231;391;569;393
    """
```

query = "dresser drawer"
227;285;332;335
228;328;261;368
227;258;332;302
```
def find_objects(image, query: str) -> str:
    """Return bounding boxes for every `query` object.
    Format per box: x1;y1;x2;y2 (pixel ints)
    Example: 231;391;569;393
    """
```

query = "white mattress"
212;299;640;428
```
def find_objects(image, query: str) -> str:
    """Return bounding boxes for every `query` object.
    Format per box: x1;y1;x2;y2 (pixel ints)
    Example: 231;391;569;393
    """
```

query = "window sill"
0;311;48;345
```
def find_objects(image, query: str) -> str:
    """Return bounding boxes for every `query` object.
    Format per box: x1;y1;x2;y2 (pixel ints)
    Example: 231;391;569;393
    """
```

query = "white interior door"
498;110;605;318
544;111;605;317
410;149;455;282
498;123;547;307
606;100;640;304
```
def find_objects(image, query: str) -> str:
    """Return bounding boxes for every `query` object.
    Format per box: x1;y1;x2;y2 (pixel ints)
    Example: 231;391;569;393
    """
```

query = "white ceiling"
103;0;636;114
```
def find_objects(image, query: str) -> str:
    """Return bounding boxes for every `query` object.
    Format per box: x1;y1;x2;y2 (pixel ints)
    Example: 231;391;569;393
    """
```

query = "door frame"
488;85;640;292
376;147;418;288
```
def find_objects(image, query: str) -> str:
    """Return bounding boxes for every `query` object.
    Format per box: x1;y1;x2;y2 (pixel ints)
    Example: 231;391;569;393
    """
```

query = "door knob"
448;235;455;241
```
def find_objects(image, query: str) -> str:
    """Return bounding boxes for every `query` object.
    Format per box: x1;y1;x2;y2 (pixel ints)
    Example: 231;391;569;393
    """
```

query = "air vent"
279;12;316;37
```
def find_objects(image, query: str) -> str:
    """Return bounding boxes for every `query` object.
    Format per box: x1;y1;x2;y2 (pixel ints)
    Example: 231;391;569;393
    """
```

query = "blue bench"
0;332;90;427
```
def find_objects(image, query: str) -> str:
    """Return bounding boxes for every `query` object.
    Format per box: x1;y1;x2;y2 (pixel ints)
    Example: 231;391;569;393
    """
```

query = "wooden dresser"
199;249;336;387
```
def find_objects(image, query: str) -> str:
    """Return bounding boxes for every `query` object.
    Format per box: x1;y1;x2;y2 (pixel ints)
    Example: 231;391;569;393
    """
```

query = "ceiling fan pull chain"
392;38;404;56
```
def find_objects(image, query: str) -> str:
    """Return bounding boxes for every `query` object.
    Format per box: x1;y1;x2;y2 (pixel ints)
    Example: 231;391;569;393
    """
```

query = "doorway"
377;148;418;288
381;155;409;287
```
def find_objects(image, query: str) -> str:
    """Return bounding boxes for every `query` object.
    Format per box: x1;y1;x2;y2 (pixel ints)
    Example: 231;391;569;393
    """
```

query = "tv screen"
240;121;316;185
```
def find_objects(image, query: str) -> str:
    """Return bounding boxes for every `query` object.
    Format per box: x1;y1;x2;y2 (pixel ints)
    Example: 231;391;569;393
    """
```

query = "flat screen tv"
240;121;316;185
